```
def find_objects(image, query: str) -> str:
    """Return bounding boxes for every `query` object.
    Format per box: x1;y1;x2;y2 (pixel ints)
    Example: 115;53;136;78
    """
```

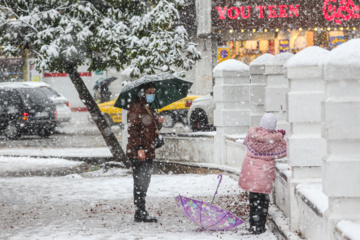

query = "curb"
268;205;303;240
0;155;241;177
0;163;90;178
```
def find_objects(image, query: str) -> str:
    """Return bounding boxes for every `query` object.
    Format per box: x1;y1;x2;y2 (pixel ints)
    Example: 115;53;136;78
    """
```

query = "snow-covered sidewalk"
0;164;277;240
0;157;83;173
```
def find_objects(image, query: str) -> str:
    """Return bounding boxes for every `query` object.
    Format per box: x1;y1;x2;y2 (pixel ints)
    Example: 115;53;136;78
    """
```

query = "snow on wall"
285;46;329;68
323;39;360;81
213;59;249;73
337;220;360;240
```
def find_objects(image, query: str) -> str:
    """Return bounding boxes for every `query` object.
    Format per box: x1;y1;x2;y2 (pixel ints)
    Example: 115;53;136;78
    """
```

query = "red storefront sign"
212;0;360;30
216;5;300;20
323;0;359;24
43;72;92;77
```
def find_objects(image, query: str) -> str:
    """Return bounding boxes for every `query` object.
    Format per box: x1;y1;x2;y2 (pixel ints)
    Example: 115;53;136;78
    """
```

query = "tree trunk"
65;63;129;168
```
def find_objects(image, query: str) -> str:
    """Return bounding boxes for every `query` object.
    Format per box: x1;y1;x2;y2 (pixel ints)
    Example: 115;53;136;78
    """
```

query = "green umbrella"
114;73;193;110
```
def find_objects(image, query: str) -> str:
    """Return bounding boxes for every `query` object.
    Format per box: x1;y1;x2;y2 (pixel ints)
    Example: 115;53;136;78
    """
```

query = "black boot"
249;192;269;235
131;159;156;223
134;209;157;223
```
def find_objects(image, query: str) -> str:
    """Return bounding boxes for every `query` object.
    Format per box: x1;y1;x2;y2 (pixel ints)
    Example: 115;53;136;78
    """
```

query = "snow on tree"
0;0;201;165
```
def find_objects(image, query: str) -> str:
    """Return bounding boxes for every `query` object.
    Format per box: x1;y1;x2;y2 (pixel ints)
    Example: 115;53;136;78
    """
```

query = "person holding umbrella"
114;73;193;222
126;82;164;223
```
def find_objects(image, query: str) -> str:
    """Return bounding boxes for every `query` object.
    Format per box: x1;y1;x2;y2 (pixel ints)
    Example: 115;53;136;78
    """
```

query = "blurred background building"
1;0;359;99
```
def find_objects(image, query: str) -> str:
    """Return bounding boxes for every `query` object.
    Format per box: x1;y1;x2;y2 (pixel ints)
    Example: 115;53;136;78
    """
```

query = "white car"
187;92;216;132
0;82;71;124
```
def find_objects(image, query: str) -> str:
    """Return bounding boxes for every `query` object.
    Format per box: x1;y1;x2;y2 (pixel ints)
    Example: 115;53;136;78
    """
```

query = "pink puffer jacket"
238;127;287;194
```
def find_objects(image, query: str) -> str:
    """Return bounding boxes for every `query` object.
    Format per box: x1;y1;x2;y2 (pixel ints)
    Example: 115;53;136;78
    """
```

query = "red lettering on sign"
44;73;67;77
216;4;301;20
71;107;88;112
289;5;300;17
240;6;251;19
268;5;278;18
216;7;228;20
256;5;267;18
228;7;240;19
44;72;91;77
323;0;360;24
278;5;289;18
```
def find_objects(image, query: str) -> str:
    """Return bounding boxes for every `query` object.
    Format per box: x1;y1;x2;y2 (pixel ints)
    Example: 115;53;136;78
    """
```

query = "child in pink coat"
238;113;287;235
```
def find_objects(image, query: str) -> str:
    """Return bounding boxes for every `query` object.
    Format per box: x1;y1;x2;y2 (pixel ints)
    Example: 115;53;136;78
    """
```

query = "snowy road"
0;168;276;240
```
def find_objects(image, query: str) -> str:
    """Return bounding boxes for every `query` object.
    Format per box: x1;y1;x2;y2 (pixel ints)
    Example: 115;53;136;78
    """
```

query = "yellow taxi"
98;95;201;128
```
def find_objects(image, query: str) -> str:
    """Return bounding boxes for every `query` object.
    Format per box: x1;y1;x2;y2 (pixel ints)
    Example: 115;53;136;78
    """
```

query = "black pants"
249;192;270;230
130;158;153;212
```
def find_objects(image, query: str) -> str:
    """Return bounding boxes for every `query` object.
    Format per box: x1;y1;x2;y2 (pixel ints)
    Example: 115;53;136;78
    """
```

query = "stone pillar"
194;0;213;95
196;0;211;37
322;39;360;240
249;54;275;127
213;59;250;165
194;37;214;95
264;52;293;136
285;46;329;231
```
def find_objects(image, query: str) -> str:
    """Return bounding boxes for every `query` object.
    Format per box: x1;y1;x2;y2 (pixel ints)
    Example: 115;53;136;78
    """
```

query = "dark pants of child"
249;192;270;234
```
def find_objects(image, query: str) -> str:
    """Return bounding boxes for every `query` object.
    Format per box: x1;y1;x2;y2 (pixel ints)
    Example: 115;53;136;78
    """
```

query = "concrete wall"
156;135;214;163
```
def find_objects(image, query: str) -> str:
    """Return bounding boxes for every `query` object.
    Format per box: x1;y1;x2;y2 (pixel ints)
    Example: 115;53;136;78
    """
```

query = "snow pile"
324;38;360;80
180;131;217;137
250;53;275;66
271;52;293;66
337;220;360;240
276;163;292;179
296;183;328;214
213;59;249;73
225;133;247;143
285;46;329;68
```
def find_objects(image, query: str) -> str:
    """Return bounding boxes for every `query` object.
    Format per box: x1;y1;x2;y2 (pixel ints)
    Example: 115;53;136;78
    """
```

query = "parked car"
187;91;216;132
98;97;123;127
158;95;201;128
21;82;71;124
98;95;201;128
0;82;71;124
0;83;57;139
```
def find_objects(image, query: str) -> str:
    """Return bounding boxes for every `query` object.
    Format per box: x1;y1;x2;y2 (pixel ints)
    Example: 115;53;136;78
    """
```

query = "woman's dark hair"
140;82;156;91
137;82;156;98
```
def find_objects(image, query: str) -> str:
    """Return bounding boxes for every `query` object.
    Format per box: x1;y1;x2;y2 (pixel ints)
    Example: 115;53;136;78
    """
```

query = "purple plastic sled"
174;174;244;230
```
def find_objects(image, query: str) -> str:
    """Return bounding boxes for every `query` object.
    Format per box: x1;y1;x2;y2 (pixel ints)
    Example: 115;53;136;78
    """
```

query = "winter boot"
248;192;269;235
248;225;266;235
134;209;157;223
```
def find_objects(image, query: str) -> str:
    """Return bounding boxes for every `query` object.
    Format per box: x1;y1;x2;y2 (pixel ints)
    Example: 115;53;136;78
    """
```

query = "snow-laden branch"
0;0;200;75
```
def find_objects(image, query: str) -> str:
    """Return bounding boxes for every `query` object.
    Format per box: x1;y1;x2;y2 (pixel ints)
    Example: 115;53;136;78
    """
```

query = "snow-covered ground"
0;157;277;240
